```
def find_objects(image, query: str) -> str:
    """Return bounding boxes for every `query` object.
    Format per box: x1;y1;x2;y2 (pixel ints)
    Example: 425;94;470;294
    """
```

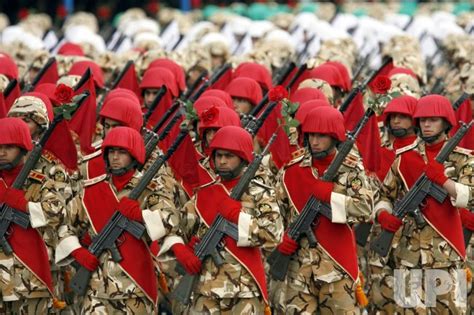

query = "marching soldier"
274;107;373;314
368;95;419;313
0;117;67;313
55;127;180;313
170;125;283;313
373;95;473;313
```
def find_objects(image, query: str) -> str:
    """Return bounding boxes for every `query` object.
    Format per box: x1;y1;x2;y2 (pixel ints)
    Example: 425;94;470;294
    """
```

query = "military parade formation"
0;2;472;314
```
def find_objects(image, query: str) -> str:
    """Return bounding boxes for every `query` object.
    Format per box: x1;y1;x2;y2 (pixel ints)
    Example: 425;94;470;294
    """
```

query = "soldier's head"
99;94;143;137
0;117;33;170
302;107;346;160
140;67;178;110
383;96;418;138
102;127;145;176
225;77;262;115
198;106;240;156
8;92;54;140
68;60;104;91
233;62;272;95
414;95;456;145
209;126;253;181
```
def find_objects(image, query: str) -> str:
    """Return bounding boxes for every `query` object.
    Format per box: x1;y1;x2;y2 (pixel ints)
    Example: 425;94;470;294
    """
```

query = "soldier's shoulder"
28;170;47;183
285;153;305;168
83;174;107;187
395;141;419;156
82;150;102;162
452;146;473;157
250;178;273;191
342;151;363;170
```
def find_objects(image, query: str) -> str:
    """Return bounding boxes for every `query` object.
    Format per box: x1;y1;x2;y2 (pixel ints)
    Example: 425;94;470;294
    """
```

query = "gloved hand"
277;233;299;256
117;197;143;222
187;236;201;250
377;210;403;233
312;179;334;204
71;247;99;272
460;208;474;231
80;233;92;247
2;188;28;212
172;243;201;275
219;205;241;224
425;160;448;186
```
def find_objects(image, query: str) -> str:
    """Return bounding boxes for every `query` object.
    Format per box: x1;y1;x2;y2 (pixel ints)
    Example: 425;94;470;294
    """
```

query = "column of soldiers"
0;3;473;314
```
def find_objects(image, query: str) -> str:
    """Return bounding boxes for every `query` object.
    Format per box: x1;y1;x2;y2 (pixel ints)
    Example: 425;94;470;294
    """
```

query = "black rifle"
339;57;392;114
189;63;231;103
453;92;470;111
370;120;473;257
142;86;167;128
22;57;56;93
73;68;92;92
2;78;18;99
296;34;316;64
172;132;278;304
0;92;88;254
96;60;135;115
267;108;375;281
272;61;296;86
70;127;190;296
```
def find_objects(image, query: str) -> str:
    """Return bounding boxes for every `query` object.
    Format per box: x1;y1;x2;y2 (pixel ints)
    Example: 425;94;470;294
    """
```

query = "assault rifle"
188;63;231;103
0;92;89;254
267;108;375;281
172;132;278;304
370;119;473;257
70;127;190;296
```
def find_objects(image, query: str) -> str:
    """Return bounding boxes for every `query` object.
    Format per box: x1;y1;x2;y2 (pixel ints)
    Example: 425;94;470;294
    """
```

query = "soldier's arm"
450;154;474;209
141;173;181;242
373;157;403;217
331;164;374;224
55;194;87;266
236;182;283;250
33;177;67;230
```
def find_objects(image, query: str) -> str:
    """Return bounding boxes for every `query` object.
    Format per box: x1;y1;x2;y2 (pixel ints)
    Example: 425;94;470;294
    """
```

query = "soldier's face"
214;149;242;173
233;98;252;115
13;115;41;140
107;147;133;170
0;145;21;165
144;88;161;108
308;133;334;153
419;117;444;137
103;118;123;137
390;113;414;133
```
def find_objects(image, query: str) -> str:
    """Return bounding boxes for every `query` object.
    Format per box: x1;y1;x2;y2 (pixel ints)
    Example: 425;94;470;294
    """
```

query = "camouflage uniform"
55;171;180;314
175;178;283;314
276;151;373;315
0;169;67;314
373;140;474;314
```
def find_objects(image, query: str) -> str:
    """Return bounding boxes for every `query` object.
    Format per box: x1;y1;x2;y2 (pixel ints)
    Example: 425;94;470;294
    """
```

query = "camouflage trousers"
81;296;155;315
371;266;467;315
185;295;265;315
2;298;50;315
285;277;360;315
268;279;286;315
367;265;398;314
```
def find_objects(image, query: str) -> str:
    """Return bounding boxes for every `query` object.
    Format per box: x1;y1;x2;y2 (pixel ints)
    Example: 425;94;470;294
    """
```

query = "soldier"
368;95;418;313
0;117;67;313
225;77;263;116
374;95;473;313
55;127;180;313
171;125;283;313
275;107;373;314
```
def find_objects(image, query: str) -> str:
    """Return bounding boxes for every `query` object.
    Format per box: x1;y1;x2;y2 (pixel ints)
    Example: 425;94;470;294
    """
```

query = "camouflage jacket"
55;170;180;300
375;140;474;268
0;169;67;300
276;150;373;291
175;178;283;299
